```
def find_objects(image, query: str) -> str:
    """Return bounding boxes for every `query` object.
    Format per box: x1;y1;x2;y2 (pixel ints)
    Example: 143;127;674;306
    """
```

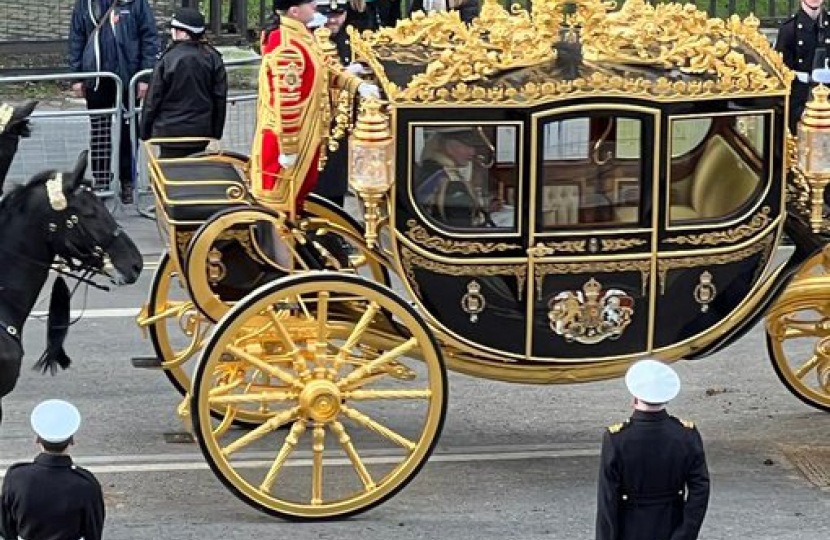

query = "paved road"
0;210;828;540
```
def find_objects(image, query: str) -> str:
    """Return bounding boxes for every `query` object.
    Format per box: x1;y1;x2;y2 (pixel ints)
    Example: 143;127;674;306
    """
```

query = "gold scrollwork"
175;230;195;257
401;246;527;297
600;238;647;251
350;0;789;105
535;259;651;298
406;220;520;254
658;235;773;294
527;241;587;257
664;207;772;246
219;229;266;265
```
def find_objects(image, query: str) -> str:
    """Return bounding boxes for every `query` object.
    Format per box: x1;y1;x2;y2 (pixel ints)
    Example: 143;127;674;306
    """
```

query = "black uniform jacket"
140;40;228;141
775;8;830;132
313;28;353;202
595;410;710;540
1;453;105;540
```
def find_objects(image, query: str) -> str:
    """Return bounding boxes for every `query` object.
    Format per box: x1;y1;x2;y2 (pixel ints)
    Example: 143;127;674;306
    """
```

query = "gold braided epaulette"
675;417;695;429
608;420;629;434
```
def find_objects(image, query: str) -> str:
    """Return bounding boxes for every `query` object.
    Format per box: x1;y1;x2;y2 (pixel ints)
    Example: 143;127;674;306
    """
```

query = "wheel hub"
299;380;342;423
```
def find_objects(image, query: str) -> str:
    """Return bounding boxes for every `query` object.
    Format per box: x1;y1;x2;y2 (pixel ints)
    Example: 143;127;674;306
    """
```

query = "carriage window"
412;124;519;231
668;114;765;224
539;114;643;229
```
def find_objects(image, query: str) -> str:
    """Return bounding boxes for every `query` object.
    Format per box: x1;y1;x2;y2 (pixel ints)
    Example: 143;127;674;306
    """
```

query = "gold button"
799;40;804;45
798;23;803;29
622;494;628;501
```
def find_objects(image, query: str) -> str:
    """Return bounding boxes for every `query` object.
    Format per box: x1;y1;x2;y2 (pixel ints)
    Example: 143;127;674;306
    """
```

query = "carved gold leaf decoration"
535;259;651;298
601;238;647;251
401;246;527;297
658;234;774;294
349;0;790;105
405;220;520;254
664;206;773;246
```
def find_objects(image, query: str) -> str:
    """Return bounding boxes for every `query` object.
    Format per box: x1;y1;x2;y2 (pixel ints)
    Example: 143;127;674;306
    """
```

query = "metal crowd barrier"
127;56;260;219
0;71;124;213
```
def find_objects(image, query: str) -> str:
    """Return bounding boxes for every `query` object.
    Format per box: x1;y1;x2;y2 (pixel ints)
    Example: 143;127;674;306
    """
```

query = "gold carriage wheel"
765;274;830;412
190;273;447;520
146;251;275;426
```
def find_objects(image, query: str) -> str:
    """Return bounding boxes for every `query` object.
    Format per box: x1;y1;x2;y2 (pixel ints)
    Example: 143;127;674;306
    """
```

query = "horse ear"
12;100;38;122
68;150;89;189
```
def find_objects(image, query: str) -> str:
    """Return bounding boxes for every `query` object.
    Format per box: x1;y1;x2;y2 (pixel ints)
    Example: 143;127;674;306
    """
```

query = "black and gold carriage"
137;0;830;521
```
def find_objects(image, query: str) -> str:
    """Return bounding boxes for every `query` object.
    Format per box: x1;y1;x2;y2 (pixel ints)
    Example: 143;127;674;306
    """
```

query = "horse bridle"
43;173;123;288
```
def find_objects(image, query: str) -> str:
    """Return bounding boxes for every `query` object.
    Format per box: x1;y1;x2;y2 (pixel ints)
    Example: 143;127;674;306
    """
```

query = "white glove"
346;62;367;76
279;153;298;169
206;139;221;153
358;83;381;100
796;71;811;84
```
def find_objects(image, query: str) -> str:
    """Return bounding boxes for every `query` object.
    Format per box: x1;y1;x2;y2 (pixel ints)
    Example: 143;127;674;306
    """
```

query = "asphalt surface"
0;206;827;540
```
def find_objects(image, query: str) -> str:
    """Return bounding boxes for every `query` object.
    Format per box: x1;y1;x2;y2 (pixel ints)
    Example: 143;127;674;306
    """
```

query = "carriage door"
528;107;659;361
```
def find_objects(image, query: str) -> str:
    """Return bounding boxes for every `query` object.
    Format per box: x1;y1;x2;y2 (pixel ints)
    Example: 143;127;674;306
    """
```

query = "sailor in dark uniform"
595;360;710;540
775;0;830;133
310;0;366;208
1;399;105;540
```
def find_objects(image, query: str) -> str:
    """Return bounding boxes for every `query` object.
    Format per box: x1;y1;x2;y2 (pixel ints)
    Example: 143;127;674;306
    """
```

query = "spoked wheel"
765;259;830;412
190;273;447;520
143;251;271;426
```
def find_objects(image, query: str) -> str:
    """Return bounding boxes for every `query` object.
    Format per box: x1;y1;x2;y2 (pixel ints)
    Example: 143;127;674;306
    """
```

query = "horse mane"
0;169;59;219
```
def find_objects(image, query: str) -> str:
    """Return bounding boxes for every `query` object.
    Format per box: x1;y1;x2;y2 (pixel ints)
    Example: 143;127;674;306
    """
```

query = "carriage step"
131;356;163;369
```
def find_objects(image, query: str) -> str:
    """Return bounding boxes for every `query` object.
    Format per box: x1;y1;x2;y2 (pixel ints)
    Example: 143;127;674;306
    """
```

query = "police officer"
1;399;105;540
311;0;367;208
595;360;710;540
775;0;830;134
140;8;228;159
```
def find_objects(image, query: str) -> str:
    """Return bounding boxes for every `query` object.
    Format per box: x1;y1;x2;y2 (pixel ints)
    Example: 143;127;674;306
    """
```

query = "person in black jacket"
140;8;228;159
1;399;105;540
409;0;480;24
775;0;830;134
595;360;710;540
68;0;159;204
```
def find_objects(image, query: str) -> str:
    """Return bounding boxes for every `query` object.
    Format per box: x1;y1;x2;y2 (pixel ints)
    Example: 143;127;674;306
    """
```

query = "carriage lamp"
349;97;394;249
797;83;830;232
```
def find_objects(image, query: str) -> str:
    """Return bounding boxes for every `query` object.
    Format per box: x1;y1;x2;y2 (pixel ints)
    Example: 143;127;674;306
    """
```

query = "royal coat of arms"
547;278;635;344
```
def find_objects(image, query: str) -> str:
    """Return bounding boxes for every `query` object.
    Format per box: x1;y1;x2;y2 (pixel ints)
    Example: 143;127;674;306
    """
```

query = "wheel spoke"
260;421;307;493
795;354;822;379
340;404;416;451
267;307;311;379
330;421;376;490
780;319;830;340
334;302;380;371
337;337;418;390
311;424;325;505
209;390;299;405
213;406;237;438
344;389;432;400
222;406;300;456
226;345;302;389
316;292;330;346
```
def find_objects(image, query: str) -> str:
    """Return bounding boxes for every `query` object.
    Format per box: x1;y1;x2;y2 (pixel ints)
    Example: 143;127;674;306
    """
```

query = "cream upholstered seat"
668;134;760;222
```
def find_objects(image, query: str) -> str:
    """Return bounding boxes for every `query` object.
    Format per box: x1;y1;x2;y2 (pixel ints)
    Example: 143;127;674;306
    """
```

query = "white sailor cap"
30;399;81;443
624;359;680;404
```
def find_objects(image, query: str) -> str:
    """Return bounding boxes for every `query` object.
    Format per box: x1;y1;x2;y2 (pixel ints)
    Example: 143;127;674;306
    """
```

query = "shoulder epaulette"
70;464;101;487
608;420;630;434
672;416;695;429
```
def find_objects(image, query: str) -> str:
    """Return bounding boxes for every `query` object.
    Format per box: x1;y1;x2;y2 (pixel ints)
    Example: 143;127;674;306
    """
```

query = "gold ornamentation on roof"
349;0;791;104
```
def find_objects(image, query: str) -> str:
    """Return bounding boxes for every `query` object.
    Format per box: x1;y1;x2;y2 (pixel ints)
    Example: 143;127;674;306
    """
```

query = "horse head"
47;151;143;285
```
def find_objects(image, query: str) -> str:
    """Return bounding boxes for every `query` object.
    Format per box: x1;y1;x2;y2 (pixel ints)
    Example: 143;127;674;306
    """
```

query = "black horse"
0;100;38;197
0;151;143;425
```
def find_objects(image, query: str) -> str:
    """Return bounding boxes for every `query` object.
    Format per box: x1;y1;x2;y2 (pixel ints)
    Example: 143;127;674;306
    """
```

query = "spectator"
140;8;228;159
1;399;105;540
595;360;710;540
68;0;159;204
775;0;830;134
410;0;480;24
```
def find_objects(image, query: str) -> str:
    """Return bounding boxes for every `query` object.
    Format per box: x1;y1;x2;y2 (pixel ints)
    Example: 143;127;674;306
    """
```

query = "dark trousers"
85;77;133;190
159;143;208;159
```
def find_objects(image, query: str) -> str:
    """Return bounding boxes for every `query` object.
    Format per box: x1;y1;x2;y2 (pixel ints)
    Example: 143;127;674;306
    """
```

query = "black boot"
120;181;134;204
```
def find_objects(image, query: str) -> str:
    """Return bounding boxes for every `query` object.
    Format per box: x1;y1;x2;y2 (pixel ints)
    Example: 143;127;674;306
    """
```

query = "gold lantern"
797;84;830;231
349;97;394;248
